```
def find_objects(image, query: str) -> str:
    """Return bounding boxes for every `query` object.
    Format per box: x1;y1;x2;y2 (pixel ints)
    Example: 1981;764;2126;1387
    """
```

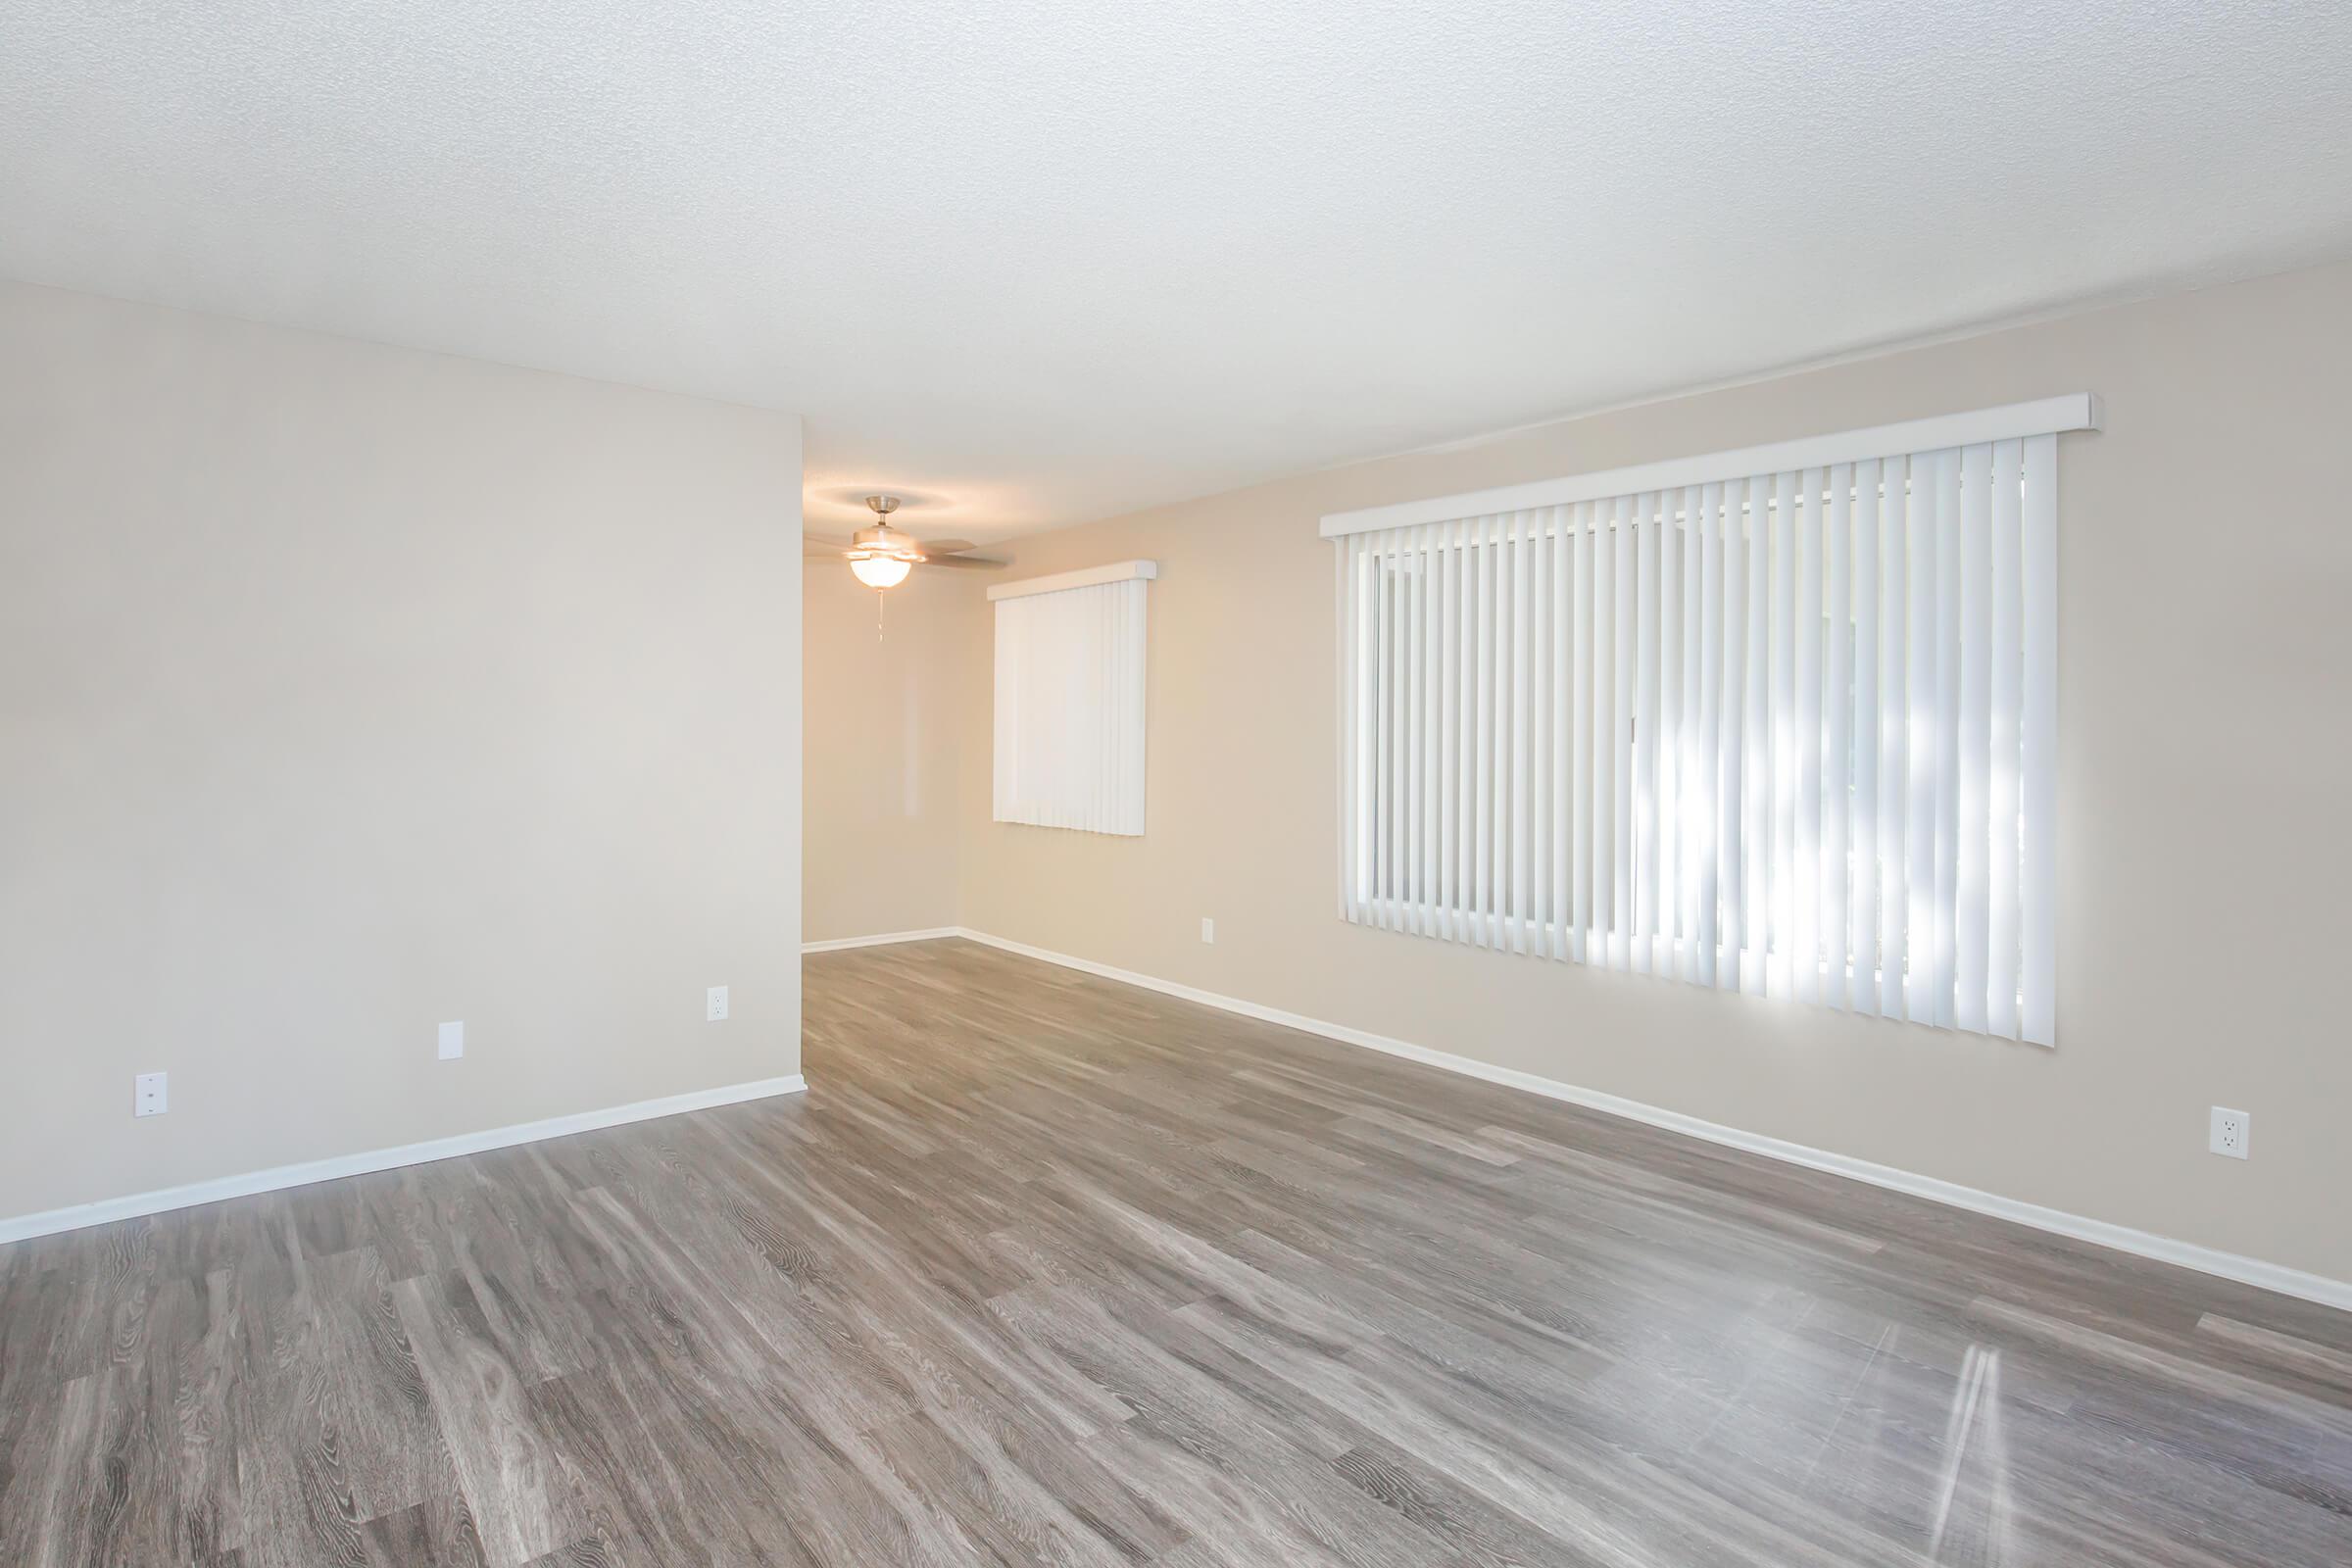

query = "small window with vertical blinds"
1324;397;2093;1046
992;561;1156;836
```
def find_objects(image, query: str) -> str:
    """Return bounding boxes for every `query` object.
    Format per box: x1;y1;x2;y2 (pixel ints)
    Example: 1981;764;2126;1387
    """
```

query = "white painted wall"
802;566;976;943
0;281;805;1226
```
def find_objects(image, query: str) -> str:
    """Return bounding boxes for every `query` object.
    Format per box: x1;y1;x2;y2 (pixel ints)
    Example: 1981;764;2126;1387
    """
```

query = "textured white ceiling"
6;2;2350;542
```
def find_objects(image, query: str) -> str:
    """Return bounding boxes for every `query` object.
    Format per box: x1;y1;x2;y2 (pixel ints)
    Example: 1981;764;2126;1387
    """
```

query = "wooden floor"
5;939;2351;1566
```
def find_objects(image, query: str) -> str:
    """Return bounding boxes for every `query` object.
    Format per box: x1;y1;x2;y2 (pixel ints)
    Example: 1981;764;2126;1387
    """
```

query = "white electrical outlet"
707;985;729;1022
134;1071;168;1117
438;1020;465;1060
2209;1106;2250;1159
1200;917;1215;945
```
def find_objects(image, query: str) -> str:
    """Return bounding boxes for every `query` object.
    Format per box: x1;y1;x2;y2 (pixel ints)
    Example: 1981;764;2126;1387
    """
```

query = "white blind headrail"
1320;394;2099;539
989;559;1159;601
1333;399;2083;1046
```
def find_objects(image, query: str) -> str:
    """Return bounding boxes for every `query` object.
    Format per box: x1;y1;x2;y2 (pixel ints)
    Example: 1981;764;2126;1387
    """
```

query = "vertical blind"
1330;404;2079;1045
993;567;1152;835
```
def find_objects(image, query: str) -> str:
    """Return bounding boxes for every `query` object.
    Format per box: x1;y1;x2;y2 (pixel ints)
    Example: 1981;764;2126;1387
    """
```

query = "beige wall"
802;566;977;941
955;260;2352;1284
0;281;804;1224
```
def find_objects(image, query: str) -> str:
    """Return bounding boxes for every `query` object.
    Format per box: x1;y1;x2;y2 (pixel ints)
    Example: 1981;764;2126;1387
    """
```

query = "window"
992;561;1155;835
1327;398;2086;1045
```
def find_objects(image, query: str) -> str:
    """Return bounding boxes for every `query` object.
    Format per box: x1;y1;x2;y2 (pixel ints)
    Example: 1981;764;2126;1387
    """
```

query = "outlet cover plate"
2209;1105;2250;1159
438;1020;465;1059
707;985;729;1022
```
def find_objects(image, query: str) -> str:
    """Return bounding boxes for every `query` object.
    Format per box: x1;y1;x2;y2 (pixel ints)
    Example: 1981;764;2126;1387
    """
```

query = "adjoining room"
6;5;2351;1564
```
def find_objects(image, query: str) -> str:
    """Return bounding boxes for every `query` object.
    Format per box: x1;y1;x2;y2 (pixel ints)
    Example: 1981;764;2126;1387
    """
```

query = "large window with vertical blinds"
1324;396;2094;1046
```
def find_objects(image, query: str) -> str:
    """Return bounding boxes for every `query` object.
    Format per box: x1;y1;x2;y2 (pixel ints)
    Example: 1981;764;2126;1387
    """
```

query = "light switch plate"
134;1071;168;1117
438;1020;465;1060
1200;917;1215;945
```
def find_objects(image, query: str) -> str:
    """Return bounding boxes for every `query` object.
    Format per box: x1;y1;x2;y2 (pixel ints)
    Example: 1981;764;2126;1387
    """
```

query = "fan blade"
919;553;1007;570
919;538;979;556
803;535;853;558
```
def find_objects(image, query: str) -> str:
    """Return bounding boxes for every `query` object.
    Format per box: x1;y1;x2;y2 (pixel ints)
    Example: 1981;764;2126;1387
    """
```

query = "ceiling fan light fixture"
849;553;912;589
820;495;1001;602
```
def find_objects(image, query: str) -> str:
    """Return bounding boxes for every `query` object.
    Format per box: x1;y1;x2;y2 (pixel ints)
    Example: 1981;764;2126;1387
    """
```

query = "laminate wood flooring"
5;937;2350;1565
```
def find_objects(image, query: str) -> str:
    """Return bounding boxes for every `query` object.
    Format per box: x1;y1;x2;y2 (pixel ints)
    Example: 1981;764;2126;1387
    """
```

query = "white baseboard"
0;1074;807;1248
952;928;2352;1314
802;927;962;955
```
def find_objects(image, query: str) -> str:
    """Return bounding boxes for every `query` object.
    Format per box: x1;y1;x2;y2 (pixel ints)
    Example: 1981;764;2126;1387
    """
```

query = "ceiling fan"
806;495;1006;588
